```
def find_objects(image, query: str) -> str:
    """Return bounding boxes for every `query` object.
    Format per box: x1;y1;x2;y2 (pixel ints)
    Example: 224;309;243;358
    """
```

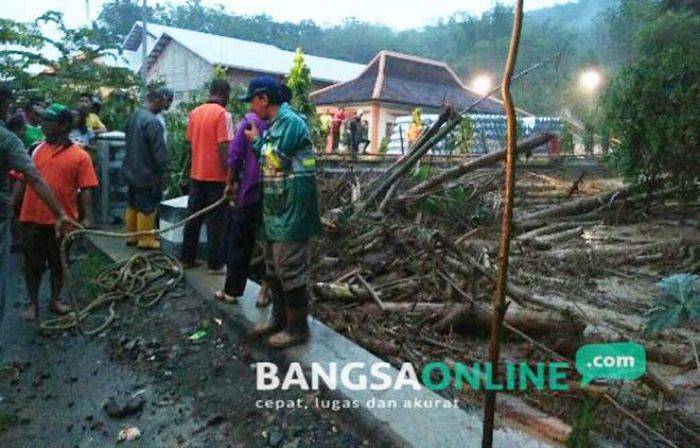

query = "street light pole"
141;0;148;89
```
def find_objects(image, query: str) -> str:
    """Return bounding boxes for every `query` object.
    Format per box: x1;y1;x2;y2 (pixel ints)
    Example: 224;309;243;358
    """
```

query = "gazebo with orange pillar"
310;50;504;154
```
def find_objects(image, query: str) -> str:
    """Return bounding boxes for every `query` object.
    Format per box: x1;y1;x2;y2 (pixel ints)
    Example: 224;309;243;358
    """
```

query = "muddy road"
0;250;364;448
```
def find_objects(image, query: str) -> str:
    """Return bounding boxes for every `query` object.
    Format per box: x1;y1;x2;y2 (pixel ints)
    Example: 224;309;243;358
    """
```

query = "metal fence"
94;132;127;225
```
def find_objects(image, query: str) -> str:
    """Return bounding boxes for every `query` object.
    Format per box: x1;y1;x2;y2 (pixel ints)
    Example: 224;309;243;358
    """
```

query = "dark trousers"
264;240;308;302
332;128;340;150
1;217;11;317
181;180;227;269
127;185;163;214
20;223;63;301
223;204;261;296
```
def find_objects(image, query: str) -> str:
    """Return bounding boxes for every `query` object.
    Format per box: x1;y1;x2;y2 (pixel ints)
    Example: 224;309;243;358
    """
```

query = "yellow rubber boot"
137;212;161;250
124;207;138;246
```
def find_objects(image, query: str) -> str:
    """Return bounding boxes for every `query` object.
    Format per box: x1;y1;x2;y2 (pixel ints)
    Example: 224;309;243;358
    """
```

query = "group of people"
0;84;101;321
0;74;321;349
6;93;108;155
320;107;370;154
122;76;321;349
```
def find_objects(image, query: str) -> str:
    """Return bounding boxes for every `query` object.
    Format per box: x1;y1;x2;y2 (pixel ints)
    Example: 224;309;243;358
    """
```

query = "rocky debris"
117;426;141;443
116;336;163;361
103;396;146;419
267;428;285;447
31;373;50;388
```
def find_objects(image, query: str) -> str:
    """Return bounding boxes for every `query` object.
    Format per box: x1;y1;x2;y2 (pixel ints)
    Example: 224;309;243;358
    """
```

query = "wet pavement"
0;250;364;448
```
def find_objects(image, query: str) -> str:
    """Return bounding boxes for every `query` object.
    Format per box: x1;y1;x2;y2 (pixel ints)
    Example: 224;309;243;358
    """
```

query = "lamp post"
141;0;148;89
579;68;602;93
577;69;603;155
470;74;493;96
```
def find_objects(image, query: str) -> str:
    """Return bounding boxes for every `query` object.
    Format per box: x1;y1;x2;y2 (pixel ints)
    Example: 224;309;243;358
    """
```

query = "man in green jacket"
243;77;321;348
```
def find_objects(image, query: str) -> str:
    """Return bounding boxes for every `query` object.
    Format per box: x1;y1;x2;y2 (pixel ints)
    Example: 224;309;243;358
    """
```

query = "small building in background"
117;22;365;101
310;51;509;153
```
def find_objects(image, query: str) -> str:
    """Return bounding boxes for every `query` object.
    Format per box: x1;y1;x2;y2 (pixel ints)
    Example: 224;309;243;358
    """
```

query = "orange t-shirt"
186;102;234;182
19;142;99;225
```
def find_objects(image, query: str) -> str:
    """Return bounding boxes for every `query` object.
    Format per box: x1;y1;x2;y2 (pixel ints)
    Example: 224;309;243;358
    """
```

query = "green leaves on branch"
603;11;700;200
1;11;140;130
286;48;323;149
644;274;700;334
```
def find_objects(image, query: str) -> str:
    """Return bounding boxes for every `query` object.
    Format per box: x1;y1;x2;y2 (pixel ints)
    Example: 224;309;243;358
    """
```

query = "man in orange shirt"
17;103;98;321
181;79;234;273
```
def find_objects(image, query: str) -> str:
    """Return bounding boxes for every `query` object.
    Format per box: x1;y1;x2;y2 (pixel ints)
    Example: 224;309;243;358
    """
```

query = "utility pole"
141;0;148;89
481;1;524;447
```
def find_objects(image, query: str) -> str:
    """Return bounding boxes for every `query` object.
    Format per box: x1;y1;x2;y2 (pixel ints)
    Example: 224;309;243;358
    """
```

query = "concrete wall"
147;40;212;99
148;40;334;101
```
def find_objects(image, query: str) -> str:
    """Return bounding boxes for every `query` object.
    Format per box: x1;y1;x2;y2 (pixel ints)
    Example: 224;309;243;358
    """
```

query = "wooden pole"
481;1;524;447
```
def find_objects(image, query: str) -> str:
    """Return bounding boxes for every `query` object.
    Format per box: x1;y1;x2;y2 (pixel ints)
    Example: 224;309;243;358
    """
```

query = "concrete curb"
87;234;555;448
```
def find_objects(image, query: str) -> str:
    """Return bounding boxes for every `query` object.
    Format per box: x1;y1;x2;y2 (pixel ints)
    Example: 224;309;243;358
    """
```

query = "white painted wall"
147;40;212;98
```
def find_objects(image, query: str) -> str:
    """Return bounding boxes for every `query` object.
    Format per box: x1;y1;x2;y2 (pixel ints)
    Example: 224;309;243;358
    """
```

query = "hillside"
527;0;612;29
97;0;620;114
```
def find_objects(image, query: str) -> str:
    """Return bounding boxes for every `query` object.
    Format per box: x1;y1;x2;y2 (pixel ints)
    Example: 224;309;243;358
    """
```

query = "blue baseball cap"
240;76;279;102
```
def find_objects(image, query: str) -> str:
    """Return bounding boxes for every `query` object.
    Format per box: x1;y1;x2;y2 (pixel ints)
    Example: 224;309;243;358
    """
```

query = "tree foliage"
603;10;700;197
95;0;615;116
286;48;322;149
286;49;314;118
0;11;140;130
454;115;475;154
645;274;700;334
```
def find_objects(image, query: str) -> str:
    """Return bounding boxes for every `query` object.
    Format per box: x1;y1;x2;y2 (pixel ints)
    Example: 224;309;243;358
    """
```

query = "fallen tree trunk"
542;237;700;262
516;185;633;225
583;324;696;367
444;255;532;305
534;226;584;244
313;282;373;302
399;133;554;199
516;221;589;241
361;302;446;313
443;358;573;444
433;302;585;338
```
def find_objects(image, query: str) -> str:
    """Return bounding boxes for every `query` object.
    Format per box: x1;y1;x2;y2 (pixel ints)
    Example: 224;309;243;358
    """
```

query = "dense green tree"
92;0;614;116
286;49;323;149
89;0;692;127
1;11;140;129
96;0;163;41
286;49;314;118
603;10;700;198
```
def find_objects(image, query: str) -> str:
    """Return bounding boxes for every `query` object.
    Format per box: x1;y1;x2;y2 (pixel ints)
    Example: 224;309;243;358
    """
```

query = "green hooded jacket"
254;103;322;241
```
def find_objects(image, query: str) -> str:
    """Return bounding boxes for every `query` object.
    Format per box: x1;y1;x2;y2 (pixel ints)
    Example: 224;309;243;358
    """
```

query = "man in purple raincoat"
215;77;272;303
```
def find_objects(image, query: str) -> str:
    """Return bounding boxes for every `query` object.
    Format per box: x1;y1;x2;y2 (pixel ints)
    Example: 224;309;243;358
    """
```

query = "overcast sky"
3;0;574;30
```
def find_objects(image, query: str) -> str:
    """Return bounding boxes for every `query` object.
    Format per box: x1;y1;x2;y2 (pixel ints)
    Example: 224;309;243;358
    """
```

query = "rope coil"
41;196;228;335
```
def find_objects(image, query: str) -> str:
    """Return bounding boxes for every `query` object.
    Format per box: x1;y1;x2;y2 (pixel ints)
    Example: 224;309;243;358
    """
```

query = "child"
17;103;98;321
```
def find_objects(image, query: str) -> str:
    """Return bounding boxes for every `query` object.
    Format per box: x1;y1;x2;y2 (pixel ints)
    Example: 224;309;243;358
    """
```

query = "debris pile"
302;128;699;446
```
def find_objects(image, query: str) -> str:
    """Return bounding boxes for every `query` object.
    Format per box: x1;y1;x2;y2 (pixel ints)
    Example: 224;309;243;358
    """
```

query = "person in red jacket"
331;107;346;152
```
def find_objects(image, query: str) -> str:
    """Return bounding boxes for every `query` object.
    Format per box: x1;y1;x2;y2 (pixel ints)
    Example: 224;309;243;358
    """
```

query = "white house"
115;22;365;100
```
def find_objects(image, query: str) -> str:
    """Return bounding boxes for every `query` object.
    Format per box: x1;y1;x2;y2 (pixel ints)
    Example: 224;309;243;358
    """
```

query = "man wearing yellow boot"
123;90;168;249
243;78;322;349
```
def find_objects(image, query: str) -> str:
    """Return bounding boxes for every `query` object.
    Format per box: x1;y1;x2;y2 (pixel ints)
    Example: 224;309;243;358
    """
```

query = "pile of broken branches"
307;126;700;446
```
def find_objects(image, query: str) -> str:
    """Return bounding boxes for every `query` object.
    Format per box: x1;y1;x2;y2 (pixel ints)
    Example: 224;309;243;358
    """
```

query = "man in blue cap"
216;77;272;304
242;76;322;348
